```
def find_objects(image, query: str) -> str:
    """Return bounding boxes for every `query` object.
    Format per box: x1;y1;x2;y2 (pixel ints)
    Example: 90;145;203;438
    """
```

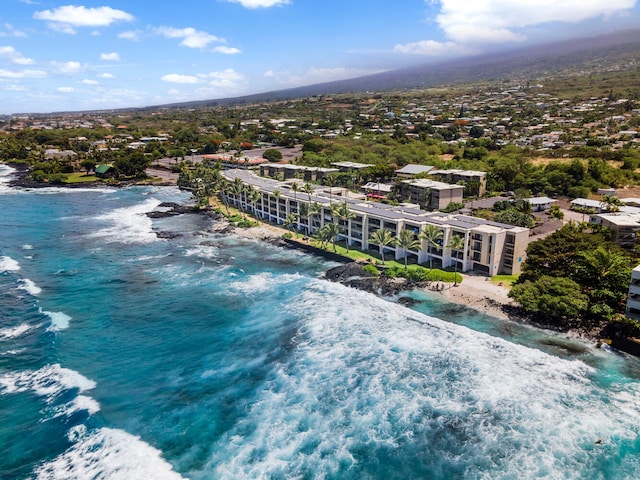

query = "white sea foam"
22;244;34;250
207;280;640;479
89;198;162;244
0;363;96;399
42;310;72;330
0;255;21;272
51;395;101;419
0;323;32;340
0;164;16;193
34;426;185;480
226;271;303;296
2;348;26;355
184;244;220;261
18;278;42;296
26;186;117;195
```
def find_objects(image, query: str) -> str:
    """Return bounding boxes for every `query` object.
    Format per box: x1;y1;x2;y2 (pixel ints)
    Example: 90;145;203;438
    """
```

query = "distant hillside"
154;29;640;109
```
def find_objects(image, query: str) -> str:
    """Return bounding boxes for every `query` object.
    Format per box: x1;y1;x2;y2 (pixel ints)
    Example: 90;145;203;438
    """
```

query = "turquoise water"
1;163;640;479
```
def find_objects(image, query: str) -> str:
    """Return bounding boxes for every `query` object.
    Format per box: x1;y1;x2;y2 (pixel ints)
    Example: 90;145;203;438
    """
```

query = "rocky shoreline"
4;166;626;355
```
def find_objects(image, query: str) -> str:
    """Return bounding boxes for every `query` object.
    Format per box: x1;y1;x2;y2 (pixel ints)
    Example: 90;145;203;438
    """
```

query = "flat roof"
396;164;434;175
402;178;464;190
222;169;526;233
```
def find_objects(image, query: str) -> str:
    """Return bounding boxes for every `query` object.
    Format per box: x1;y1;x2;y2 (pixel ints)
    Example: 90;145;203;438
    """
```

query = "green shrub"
282;232;293;239
362;264;380;276
30;170;46;182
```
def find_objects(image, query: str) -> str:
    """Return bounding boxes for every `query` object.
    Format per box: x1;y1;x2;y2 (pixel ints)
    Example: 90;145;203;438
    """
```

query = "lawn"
61;173;100;183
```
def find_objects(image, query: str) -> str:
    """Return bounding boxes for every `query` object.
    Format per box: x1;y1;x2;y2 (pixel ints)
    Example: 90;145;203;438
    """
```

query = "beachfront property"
626;265;640;321
222;169;529;275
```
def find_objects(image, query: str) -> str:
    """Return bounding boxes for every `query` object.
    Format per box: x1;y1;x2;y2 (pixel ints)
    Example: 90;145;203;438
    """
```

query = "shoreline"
220;217;614;349
223;215;521;321
0;165;614;351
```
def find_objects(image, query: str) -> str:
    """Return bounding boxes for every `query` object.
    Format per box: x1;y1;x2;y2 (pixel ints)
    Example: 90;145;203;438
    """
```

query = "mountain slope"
154;29;640;109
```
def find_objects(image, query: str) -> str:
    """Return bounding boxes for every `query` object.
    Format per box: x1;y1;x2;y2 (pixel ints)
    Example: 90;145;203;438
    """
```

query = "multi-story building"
626;265;640;321
259;163;339;182
428;169;487;197
399;178;465;210
222;169;529;275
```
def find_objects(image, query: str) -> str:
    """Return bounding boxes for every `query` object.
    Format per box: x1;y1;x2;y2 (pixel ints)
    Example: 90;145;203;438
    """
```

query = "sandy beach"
428;273;515;320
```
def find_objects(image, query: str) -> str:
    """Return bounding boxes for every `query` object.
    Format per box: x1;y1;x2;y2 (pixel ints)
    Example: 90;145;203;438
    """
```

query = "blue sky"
1;0;638;114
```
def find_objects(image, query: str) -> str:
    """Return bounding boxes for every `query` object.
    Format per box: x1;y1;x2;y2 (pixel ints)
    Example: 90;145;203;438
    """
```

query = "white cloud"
100;52;121;61
199;69;244;85
435;0;636;43
34;5;134;34
0;23;27;38
227;0;289;8
3;84;27;91
155;26;222;49
212;46;242;55
395;0;637;55
0;46;35;65
50;61;87;75
98;72;116;79
268;67;383;86
393;40;468;56
161;73;199;84
57;86;75;92
81;79;98;85
0;69;46;79
118;30;142;41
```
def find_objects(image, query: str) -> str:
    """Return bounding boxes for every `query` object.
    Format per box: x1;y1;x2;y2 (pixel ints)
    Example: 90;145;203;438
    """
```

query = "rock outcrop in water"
324;262;422;297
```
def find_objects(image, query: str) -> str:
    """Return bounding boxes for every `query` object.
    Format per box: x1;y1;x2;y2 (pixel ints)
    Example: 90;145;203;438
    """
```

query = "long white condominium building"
222;170;529;276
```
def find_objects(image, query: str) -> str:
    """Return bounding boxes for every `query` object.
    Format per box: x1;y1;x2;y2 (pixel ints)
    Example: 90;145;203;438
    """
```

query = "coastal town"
4;2;640;476
2;72;640;351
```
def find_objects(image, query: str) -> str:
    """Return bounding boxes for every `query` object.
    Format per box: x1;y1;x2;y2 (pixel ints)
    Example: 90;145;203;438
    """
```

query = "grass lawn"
490;274;519;287
61;173;100;183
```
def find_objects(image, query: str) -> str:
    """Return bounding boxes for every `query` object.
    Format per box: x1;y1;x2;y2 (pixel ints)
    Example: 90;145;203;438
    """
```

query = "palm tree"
291;182;300;208
325;174;337;205
303;182;314;202
447;235;465;286
231;178;246;219
395;229;420;271
578;246;629;286
250;189;262;220
272;189;282;223
298;202;310;234
217;179;231;215
308;202;322;233
231;177;243;202
419;225;444;270
322;222;341;252
369;228;394;265
331;202;356;251
285;213;299;237
600;194;623;213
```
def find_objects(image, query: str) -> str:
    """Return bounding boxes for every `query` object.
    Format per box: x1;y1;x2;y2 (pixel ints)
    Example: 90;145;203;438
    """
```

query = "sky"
1;0;639;114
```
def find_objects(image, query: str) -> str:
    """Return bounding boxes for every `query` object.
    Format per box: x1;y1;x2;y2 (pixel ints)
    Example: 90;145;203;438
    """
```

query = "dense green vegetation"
509;223;639;335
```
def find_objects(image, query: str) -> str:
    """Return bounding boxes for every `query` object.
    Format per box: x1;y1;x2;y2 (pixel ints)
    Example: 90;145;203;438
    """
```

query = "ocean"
1;163;640;479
